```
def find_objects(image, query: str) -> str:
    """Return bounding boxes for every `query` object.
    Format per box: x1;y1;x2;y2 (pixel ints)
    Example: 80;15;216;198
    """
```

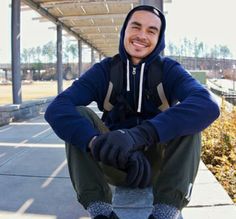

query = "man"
45;5;220;219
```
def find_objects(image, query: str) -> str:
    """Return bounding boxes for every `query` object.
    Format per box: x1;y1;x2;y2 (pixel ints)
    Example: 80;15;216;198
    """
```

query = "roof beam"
84;34;119;40
59;14;126;21
84;32;119;36
96;44;118;47
41;0;138;8
71;25;120;31
93;39;118;43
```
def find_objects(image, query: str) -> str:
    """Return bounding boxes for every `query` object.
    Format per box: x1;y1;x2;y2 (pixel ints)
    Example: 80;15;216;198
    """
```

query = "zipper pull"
132;67;136;75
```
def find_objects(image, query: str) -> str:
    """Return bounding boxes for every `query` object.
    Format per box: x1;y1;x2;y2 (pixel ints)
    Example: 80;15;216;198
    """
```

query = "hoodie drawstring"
126;60;145;113
137;63;145;113
126;59;130;91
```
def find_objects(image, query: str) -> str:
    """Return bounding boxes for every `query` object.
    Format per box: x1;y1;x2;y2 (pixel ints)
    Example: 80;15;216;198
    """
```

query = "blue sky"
1;0;236;63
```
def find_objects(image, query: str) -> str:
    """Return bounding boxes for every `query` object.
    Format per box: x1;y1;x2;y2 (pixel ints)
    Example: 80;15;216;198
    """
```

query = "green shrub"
202;98;236;203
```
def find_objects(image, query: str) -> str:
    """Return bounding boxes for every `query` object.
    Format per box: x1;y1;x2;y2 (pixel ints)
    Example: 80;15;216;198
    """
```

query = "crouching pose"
45;5;220;219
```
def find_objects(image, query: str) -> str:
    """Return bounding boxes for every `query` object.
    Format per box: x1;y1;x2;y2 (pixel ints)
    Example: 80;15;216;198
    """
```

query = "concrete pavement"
0;102;235;219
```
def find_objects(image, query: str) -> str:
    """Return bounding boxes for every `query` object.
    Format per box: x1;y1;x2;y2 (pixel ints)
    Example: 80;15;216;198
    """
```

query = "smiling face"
124;10;162;65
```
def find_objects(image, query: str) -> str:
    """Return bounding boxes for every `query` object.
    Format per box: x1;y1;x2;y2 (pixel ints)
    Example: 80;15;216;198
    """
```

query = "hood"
117;5;166;114
119;5;166;66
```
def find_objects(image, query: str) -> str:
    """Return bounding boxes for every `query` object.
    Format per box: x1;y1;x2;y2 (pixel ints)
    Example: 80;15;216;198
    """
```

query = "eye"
148;30;158;36
131;25;140;30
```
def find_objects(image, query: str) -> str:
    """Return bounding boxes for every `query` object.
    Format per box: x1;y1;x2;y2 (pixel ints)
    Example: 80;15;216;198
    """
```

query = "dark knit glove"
126;151;152;188
90;122;158;169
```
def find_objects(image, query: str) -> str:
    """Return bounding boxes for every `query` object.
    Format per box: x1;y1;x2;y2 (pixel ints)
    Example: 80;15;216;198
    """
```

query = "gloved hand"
125;151;152;188
90;121;158;169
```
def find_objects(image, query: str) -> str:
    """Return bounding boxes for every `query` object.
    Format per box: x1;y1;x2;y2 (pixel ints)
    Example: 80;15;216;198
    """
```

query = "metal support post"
56;24;63;94
91;48;95;65
11;0;22;104
78;40;82;77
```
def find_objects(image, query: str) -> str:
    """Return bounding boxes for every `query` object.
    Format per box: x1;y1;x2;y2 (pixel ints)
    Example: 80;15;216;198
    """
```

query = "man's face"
124;10;161;65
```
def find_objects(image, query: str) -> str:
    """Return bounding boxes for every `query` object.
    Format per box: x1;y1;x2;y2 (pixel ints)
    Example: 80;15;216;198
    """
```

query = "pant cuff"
153;191;188;210
78;190;112;209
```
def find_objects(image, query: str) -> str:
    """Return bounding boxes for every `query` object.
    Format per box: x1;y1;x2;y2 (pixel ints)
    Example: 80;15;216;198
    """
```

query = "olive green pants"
65;106;201;210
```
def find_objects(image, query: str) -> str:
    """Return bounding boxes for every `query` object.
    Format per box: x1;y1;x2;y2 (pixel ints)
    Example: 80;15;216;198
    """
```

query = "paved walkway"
0;102;235;219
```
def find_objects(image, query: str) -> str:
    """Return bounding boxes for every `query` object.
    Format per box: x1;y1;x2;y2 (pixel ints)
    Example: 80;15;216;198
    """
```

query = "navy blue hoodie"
45;5;220;151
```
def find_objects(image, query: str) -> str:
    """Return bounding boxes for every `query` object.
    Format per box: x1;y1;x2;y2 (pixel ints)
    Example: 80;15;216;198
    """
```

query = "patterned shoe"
94;211;120;219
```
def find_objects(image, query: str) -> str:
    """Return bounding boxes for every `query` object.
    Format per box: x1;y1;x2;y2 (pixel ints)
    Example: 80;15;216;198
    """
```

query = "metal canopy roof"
21;0;142;57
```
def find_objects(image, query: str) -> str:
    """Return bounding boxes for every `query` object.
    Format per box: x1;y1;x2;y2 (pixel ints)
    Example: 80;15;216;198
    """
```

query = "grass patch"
0;80;72;105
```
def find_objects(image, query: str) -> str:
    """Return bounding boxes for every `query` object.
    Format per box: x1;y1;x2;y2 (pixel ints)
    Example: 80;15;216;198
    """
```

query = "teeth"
132;41;146;48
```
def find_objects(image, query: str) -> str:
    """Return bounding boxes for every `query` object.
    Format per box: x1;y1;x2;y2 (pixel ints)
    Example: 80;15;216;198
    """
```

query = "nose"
137;29;147;39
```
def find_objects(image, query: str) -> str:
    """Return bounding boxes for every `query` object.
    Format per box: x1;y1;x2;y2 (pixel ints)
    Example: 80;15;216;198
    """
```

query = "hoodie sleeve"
148;59;220;143
44;60;109;151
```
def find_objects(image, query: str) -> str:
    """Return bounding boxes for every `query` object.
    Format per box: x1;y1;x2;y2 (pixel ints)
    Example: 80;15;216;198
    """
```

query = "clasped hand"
90;123;157;188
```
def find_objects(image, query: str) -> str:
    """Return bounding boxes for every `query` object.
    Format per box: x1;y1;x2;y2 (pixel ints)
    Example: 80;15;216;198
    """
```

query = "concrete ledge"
0;97;54;126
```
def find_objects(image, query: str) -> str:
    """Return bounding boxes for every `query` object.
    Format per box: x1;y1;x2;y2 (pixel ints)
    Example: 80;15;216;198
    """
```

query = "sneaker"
94;211;120;219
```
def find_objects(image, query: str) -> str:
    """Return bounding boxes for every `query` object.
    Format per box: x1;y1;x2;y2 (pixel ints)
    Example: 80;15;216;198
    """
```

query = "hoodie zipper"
132;67;140;124
132;67;137;111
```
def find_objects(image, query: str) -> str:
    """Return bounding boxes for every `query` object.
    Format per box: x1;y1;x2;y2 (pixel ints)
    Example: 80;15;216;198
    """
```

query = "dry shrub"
202;98;236;203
